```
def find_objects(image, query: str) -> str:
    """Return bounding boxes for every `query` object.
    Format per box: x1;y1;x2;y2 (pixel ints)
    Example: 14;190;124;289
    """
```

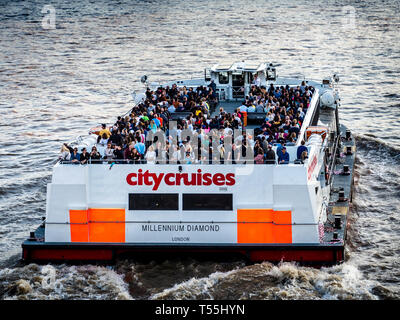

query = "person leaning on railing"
70;147;80;164
297;140;308;161
278;146;290;164
254;148;265;164
104;143;114;161
265;144;276;164
90;146;101;164
59;144;71;162
80;148;90;165
113;145;124;163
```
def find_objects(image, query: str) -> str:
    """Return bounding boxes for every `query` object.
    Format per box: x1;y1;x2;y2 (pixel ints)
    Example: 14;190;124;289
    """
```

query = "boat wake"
1;259;396;300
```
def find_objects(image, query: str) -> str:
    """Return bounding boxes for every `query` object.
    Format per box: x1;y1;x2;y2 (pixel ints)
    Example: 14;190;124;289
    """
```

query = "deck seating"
59;82;314;166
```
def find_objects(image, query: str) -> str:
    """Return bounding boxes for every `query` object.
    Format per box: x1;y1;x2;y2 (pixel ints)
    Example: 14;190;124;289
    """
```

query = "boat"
22;61;356;265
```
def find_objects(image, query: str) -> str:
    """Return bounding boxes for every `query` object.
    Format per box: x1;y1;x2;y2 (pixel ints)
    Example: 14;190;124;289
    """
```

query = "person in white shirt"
298;107;305;119
104;143;114;160
145;145;156;164
59;144;71;161
253;74;261;87
98;133;109;146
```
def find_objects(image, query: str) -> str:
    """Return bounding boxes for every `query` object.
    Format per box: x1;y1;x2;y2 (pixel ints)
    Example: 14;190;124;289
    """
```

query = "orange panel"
237;209;292;244
69;210;89;242
272;210;292;244
237;209;273;243
88;208;125;243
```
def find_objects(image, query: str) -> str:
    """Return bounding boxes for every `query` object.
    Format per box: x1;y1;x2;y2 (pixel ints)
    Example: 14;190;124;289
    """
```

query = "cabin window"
129;193;179;210
218;72;229;84
183;194;233;211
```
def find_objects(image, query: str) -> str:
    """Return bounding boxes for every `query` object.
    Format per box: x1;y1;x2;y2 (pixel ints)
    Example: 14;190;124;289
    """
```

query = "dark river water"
1;0;400;299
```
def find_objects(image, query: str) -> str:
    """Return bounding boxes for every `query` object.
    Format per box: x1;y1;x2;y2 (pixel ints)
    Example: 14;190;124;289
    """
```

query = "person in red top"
156;114;163;128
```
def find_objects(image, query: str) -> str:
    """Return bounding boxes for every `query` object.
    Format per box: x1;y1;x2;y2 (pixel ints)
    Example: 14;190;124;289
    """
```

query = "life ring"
89;126;102;135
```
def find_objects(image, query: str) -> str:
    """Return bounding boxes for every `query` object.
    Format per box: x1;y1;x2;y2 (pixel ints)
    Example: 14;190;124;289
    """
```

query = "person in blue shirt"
278;147;290;164
70;147;80;164
276;143;283;159
148;119;157;134
152;116;160;127
134;136;146;156
274;88;282;99
297;140;308;160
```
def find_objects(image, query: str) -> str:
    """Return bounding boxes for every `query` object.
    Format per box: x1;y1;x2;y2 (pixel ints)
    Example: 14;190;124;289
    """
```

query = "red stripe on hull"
22;245;344;265
25;248;113;261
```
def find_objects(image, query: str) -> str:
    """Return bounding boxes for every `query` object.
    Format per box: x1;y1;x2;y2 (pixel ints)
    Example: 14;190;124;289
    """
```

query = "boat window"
218;72;229;84
129;193;179;210
183;193;233;211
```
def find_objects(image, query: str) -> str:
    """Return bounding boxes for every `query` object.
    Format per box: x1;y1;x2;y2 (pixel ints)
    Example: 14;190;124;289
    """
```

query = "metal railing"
58;157;305;166
326;133;341;186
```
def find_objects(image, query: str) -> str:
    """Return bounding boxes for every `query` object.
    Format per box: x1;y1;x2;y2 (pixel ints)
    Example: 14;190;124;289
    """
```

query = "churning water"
0;0;399;300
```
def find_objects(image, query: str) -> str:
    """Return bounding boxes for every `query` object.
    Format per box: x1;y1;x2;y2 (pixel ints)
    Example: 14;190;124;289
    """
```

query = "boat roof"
211;61;268;73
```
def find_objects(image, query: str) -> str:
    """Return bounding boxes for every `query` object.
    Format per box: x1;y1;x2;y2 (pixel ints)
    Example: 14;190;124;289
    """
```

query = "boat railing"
58;158;307;166
326;132;341;185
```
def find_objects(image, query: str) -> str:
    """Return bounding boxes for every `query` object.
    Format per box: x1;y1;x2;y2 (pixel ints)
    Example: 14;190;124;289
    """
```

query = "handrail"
327;134;340;186
58;158;305;166
296;89;319;147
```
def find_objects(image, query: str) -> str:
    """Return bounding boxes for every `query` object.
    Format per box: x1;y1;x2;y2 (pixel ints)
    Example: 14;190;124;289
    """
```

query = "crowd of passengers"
59;81;313;165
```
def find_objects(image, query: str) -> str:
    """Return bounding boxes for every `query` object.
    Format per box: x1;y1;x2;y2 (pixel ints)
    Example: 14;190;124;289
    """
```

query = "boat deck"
319;105;355;246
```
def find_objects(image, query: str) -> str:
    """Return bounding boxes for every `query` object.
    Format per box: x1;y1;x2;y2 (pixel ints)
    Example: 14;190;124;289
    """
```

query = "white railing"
296;89;320;146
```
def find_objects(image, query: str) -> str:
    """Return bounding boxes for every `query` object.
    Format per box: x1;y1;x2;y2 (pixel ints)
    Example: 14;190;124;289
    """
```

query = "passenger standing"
59;145;71;161
70;147;80;164
254;149;264;164
145;145;156;164
297;140;308;160
265;145;276;164
208;79;216;93
134;137;146;161
90;146;101;163
104;143;114;161
97;124;111;143
131;148;141;164
80;148;90;165
99;133;109;146
278;146;290;164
